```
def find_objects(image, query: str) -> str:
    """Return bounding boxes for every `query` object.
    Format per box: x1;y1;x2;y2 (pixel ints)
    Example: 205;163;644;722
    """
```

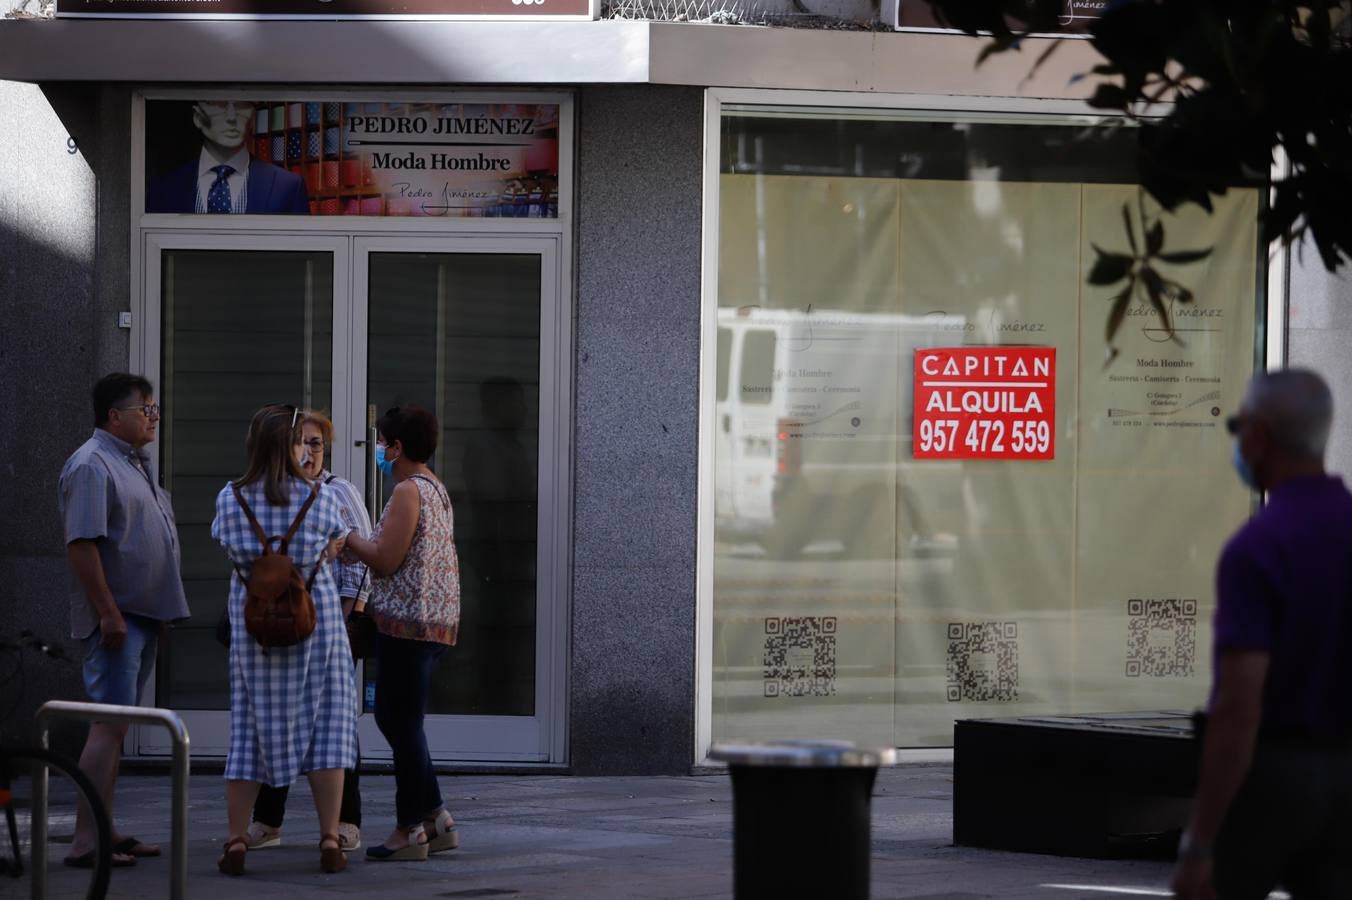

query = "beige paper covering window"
712;173;1258;748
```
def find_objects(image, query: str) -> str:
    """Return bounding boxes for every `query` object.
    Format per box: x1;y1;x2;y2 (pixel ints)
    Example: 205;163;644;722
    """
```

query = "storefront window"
709;107;1263;748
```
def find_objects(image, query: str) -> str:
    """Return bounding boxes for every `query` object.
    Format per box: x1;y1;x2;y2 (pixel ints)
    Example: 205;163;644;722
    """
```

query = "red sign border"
912;347;1057;461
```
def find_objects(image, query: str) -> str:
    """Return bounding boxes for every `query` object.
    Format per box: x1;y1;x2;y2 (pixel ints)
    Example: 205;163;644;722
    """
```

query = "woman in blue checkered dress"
210;404;357;876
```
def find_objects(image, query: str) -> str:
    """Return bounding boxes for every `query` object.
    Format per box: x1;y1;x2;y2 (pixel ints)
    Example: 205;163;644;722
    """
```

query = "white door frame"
352;234;567;764
133;231;571;765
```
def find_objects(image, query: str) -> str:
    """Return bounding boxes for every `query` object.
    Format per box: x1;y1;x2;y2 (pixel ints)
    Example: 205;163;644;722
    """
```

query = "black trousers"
253;740;362;828
1211;740;1352;899
373;632;446;828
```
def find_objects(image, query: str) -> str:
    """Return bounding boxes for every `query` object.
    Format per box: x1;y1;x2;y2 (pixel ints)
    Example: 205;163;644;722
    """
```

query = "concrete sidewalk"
34;765;1177;899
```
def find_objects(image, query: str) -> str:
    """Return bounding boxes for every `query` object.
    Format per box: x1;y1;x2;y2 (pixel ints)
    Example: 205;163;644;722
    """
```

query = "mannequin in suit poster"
146;100;310;215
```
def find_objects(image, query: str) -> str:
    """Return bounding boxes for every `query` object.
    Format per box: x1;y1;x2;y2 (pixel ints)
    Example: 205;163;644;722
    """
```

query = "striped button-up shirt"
320;471;372;604
58;429;190;639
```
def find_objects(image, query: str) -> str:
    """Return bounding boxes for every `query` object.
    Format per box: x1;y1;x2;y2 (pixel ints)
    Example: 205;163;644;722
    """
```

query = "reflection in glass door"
144;240;342;755
361;249;548;760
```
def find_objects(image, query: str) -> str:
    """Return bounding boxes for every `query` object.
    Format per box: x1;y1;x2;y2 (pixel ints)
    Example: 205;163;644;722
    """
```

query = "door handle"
365;404;381;523
722;414;731;433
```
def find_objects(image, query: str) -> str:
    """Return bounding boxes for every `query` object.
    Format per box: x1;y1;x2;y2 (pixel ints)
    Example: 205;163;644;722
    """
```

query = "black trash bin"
711;740;897;900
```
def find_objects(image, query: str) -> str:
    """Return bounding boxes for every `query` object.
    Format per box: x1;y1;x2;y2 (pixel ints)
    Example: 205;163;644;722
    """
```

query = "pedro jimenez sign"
913;348;1056;460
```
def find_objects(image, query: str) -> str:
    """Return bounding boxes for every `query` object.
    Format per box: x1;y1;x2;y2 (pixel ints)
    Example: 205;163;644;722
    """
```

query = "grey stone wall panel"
2;80;130;742
571;85;703;774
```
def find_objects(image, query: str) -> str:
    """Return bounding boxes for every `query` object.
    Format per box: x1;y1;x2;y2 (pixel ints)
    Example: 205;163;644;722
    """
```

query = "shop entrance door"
137;233;565;765
349;237;563;763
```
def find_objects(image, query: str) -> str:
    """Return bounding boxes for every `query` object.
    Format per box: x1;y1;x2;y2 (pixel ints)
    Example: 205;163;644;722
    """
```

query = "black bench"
953;711;1198;859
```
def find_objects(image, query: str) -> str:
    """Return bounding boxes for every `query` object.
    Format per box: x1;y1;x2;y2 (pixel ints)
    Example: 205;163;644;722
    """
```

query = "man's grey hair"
1245;368;1334;460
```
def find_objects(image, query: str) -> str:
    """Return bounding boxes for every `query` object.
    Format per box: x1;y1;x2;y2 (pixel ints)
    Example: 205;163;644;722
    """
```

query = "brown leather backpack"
231;481;321;649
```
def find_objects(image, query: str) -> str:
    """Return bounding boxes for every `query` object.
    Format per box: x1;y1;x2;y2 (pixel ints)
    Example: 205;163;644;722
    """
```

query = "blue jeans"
374;633;446;827
82;613;159;706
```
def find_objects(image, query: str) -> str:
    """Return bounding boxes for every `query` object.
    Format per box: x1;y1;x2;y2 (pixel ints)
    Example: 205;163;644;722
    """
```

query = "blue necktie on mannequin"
207;164;235;213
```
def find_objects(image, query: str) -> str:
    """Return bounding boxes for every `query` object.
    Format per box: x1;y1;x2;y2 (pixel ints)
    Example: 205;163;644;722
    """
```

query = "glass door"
137;233;564;764
139;234;349;756
352;237;563;763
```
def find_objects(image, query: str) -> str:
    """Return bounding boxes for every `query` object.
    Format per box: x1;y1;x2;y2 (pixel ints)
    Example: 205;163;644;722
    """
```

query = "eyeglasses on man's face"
302;437;325;452
117;403;161;418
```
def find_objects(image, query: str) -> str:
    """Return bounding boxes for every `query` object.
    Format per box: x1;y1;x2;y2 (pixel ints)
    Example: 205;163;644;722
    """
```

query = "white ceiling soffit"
0;20;651;83
649;24;1105;99
0;18;1103;98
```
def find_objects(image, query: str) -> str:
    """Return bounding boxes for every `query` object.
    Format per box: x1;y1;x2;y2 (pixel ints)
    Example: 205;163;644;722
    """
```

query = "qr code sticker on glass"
946;622;1018;702
1125;598;1197;677
763;616;837;698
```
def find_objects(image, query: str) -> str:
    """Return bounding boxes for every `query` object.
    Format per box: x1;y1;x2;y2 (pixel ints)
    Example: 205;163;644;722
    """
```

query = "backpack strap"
280;481;322;553
231;483;271;549
304;553;326;592
233;480;321;555
289;480;326;591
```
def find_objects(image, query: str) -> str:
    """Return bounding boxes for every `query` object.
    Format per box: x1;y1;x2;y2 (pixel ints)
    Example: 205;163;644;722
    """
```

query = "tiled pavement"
28;764;1179;899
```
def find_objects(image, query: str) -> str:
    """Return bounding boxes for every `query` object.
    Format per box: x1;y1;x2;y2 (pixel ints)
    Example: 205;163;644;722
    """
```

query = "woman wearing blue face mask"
342;405;461;861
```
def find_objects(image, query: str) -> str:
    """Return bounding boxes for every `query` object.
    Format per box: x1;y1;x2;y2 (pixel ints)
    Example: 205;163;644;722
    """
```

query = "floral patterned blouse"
369;474;460;646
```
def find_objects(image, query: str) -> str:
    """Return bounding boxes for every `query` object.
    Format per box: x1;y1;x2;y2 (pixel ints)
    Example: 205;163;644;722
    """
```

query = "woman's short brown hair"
376;404;438;463
299;409;335;445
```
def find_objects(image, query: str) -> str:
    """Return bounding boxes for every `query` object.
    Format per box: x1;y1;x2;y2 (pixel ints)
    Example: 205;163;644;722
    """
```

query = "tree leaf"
1146;221;1164;256
977;34;1020;65
1158;247;1214;265
1087;83;1130;110
927;0;1352;277
1020;38;1064;86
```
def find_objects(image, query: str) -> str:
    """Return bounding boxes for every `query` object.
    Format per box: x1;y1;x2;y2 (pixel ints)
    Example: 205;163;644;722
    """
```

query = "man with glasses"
146;99;310;214
1173;369;1352;899
57;373;190;869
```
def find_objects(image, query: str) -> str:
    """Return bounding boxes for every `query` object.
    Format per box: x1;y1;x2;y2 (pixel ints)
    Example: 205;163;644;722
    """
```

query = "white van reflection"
714;306;964;559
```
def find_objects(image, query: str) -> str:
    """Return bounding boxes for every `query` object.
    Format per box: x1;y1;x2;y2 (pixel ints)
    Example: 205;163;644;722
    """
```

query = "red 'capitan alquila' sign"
913;347;1056;460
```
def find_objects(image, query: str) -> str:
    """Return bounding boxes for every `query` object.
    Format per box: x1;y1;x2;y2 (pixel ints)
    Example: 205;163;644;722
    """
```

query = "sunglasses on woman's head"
262;403;301;429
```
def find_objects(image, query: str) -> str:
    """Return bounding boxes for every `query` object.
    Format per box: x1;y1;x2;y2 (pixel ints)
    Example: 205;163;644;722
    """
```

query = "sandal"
365;824;429;862
423;810;460;853
66;849;136;869
319;833;347;874
218;835;247;877
244;821;282;850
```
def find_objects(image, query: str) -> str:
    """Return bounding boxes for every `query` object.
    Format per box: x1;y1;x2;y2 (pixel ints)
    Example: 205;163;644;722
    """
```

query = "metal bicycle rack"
32;701;190;900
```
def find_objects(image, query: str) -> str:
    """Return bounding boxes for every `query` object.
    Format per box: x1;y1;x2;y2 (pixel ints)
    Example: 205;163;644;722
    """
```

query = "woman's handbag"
346;609;377;660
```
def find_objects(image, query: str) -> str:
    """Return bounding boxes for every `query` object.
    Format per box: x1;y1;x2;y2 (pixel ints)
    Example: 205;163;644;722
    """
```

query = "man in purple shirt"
1173;369;1352;900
